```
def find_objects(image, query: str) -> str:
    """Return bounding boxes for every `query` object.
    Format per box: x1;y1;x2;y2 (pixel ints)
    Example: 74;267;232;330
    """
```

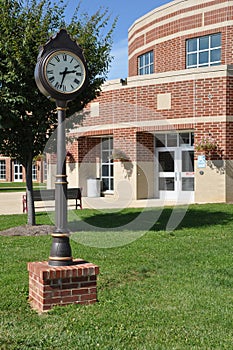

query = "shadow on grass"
68;204;233;233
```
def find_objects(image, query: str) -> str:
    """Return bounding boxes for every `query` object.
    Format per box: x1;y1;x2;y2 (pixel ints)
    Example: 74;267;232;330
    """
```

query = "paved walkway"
0;192;185;215
0;192;24;215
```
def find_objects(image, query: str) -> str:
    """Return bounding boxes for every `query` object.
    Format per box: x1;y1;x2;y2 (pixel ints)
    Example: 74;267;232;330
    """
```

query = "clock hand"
60;69;77;75
60;67;68;86
65;70;77;74
59;69;78;86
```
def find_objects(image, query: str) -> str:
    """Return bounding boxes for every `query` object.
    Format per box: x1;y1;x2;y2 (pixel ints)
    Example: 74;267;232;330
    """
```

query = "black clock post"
34;29;88;266
49;99;71;266
28;29;99;313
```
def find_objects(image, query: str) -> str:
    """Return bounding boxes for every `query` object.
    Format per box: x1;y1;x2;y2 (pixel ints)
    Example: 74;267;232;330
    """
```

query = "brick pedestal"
27;259;99;313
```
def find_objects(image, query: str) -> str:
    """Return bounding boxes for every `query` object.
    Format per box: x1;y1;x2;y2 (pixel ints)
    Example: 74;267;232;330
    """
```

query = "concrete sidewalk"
0;192;24;215
0;191;184;215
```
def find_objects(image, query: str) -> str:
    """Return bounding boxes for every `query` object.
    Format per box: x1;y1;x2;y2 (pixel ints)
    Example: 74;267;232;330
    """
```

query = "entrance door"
14;161;23;182
156;148;194;202
180;149;195;202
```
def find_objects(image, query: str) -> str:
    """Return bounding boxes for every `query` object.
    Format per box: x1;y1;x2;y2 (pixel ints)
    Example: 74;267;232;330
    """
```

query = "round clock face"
44;51;86;94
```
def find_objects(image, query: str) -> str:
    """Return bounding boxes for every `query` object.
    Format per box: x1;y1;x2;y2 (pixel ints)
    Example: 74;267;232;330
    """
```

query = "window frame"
14;160;23;181
0;160;6;180
101;137;114;192
43;160;47;181
138;50;154;75
32;163;37;181
155;132;194;148
186;33;221;69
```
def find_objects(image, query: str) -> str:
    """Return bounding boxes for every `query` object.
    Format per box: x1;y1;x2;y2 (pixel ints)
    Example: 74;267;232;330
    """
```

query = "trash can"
87;178;101;197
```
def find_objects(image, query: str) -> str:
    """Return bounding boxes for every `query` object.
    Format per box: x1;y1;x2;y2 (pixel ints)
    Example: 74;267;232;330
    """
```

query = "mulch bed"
0;225;55;236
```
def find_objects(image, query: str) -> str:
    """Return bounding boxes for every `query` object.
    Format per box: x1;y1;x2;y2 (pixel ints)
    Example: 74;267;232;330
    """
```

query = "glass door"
156;148;194;202
155;133;194;202
181;150;194;192
157;149;177;201
177;149;194;202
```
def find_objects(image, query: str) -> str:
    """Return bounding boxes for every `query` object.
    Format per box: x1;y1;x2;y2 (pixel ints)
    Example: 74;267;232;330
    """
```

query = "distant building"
62;0;233;204
0;156;46;184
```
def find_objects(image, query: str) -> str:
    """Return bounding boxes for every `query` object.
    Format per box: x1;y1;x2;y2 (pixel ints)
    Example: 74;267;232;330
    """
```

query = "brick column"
28;259;99;313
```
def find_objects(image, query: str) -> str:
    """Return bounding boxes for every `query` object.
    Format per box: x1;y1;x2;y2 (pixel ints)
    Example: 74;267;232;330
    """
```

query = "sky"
65;0;172;80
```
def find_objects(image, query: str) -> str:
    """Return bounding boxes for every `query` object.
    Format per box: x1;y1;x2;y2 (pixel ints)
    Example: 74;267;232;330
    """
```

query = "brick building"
17;0;233;204
59;0;233;204
0;156;46;184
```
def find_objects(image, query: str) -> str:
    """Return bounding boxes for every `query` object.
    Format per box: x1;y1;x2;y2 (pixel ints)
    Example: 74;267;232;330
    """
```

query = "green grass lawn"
0;204;233;349
0;182;46;192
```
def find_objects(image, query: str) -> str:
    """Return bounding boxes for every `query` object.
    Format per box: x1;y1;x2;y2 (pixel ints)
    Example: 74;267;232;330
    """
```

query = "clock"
45;50;86;94
34;29;88;101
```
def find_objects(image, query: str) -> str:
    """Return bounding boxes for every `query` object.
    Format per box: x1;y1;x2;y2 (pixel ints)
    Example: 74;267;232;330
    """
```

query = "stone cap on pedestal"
27;259;100;281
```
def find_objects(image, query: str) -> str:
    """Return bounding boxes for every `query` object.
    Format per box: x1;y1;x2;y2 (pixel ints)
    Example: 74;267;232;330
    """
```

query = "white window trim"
32;163;37;181
0;160;6;180
101;137;114;192
138;51;154;75
186;33;221;69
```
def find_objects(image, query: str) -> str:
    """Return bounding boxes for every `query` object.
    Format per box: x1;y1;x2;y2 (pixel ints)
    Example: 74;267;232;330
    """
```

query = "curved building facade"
61;0;233;204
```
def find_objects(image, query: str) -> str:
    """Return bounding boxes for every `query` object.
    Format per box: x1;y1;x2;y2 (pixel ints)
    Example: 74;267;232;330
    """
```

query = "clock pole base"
28;259;100;313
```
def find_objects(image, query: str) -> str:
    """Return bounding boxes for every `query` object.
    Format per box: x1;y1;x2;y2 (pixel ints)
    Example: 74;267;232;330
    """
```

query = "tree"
0;0;117;225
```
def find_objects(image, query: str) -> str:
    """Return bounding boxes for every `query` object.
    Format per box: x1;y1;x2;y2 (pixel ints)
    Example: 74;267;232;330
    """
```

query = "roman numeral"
62;85;66;92
70;58;74;63
63;54;67;61
74;64;80;69
49;76;55;82
49;62;55;66
76;72;82;76
55;56;60;62
55;82;60;89
74;78;80;85
47;70;53;75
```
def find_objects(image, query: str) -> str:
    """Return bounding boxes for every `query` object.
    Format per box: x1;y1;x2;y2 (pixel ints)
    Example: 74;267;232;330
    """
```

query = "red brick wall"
136;132;154;162
74;137;101;163
128;2;233;76
81;77;228;129
195;122;226;160
226;76;233;115
128;1;229;43
6;158;11;182
113;128;137;161
194;78;227;117
225;122;233;159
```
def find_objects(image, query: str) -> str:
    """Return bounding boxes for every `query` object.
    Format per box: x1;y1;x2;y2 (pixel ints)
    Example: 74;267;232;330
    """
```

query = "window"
186;33;221;68
43;160;47;181
155;132;194;148
32;164;37;181
0;160;6;180
138;51;154;75
101;137;114;192
14;161;23;181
